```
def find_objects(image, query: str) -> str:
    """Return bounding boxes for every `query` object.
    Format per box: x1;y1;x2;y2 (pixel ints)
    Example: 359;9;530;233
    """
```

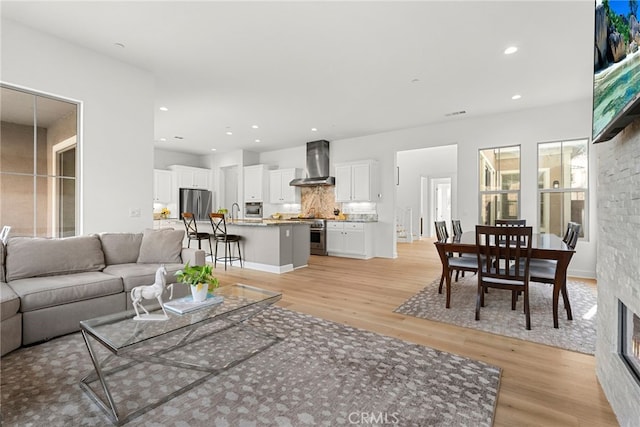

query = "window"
478;145;521;225
537;139;588;238
0;85;79;237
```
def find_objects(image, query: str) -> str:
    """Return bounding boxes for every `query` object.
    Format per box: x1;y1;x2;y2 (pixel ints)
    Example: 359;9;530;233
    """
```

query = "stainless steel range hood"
289;140;335;187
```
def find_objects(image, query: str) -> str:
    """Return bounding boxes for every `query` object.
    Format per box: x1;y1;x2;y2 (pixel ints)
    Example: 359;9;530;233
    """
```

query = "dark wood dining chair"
451;219;463;237
434;221;477;294
209;213;243;270
529;222;581;319
181;212;213;256
495;219;527;226
475;225;533;330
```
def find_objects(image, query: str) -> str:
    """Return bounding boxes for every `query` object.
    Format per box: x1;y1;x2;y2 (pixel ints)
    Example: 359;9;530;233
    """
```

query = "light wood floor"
211;239;618;426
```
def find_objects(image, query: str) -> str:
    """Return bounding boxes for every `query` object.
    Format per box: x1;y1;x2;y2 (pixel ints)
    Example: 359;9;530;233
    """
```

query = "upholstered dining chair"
451;219;463;237
434;221;477;294
529;222;581;314
209;213;243;270
181;212;213;256
475;225;533;330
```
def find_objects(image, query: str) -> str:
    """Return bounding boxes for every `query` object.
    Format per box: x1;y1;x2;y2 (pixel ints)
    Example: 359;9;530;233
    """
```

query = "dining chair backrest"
564;222;581;250
495;219;527;227
475;225;533;281
451;219;463;237
434;221;449;242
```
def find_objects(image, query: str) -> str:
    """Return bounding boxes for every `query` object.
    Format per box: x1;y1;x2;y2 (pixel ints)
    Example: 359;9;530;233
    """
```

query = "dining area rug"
0;306;501;426
395;276;597;354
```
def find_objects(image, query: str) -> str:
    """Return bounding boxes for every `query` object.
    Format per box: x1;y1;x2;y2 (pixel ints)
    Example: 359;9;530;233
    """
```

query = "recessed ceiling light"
255;139;261;143
114;42;125;49
504;46;518;55
226;131;233;135
211;148;217;152
159;106;168;111
311;128;317;132
159;137;167;142
251;125;259;129
512;94;522;100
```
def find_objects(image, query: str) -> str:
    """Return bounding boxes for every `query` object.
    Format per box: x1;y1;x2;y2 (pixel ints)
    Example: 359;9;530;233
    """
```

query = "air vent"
445;110;467;117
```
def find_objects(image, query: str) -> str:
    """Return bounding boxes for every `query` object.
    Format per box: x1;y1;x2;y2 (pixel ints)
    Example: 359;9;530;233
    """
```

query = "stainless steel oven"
309;219;327;256
244;202;263;218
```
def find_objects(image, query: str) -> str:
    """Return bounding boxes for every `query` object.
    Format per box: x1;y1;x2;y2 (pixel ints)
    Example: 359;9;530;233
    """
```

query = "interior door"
432;177;451;236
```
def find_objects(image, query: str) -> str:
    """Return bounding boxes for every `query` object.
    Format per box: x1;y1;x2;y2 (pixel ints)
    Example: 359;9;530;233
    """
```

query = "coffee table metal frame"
79;284;282;425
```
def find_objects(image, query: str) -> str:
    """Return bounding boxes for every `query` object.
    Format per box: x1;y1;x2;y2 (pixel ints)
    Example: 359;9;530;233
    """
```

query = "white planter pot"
190;283;208;302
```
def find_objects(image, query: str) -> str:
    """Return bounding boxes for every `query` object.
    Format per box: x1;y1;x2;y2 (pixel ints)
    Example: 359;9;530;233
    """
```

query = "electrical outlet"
129;208;141;218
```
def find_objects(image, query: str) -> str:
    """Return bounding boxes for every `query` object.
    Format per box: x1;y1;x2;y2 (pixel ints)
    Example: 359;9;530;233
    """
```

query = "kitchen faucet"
231;202;240;222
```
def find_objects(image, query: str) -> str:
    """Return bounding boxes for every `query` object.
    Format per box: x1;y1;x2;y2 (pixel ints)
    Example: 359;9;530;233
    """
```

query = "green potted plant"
175;263;220;302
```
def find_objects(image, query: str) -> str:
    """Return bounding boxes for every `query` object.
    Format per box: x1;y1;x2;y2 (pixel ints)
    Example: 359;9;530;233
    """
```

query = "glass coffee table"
79;284;282;425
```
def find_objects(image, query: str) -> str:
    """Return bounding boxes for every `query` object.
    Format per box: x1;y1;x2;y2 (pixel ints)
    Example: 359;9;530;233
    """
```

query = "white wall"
154;148;209;170
1;19;155;234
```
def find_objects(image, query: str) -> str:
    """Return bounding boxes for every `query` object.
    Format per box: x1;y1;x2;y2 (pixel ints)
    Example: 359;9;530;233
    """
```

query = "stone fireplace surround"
596;118;640;425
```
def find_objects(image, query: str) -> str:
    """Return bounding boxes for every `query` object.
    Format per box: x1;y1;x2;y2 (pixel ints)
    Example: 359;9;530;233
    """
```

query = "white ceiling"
1;1;595;155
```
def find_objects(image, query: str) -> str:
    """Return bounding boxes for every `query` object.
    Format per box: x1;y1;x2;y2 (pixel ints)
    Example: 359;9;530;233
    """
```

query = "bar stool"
181;212;213;256
209;213;243;270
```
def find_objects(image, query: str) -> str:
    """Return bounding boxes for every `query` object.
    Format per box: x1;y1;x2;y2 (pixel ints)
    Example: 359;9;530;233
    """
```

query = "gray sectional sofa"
0;228;205;356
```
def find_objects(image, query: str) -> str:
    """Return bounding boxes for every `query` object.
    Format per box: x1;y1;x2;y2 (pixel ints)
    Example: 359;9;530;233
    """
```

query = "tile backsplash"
300;186;377;219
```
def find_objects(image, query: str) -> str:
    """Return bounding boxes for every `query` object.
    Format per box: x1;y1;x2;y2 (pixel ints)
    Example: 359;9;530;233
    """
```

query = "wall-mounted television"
592;0;640;143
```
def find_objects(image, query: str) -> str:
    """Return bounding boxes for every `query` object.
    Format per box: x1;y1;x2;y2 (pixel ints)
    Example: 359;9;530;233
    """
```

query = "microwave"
245;202;263;218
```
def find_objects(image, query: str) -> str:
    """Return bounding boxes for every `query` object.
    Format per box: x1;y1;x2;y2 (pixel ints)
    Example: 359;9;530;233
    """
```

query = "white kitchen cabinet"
326;221;374;259
269;168;301;204
153;169;174;203
244;164;270;202
334;160;378;202
169;165;211;190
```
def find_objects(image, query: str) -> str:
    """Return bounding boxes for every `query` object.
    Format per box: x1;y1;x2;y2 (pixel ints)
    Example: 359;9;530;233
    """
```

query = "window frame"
0;83;81;238
478;145;521;225
536;138;589;241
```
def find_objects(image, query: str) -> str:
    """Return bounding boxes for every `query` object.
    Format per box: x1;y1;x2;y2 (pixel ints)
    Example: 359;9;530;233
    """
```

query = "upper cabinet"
335;160;378;202
269;168;301;204
244;164;270;202
169;165;210;190
153;169;174;203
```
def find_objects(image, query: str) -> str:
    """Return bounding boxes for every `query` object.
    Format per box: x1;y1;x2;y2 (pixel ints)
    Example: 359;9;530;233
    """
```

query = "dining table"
434;230;576;328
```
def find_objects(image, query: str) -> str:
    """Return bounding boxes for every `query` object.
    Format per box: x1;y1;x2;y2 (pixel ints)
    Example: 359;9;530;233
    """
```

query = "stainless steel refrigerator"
179;188;212;221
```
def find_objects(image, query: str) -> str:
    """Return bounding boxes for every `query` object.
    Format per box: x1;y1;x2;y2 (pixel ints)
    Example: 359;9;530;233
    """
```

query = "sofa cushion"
8;272;123;312
0;282;20;320
137;229;184;264
5;235;105;282
0;241;5;283
99;233;143;265
103;263;184;292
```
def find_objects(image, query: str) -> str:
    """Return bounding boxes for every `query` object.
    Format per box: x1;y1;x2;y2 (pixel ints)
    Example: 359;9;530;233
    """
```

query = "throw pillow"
137;228;184;264
99;233;143;265
6;235;105;281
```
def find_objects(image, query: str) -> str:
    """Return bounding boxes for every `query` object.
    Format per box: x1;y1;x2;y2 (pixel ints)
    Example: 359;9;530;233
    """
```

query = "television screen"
592;0;640;143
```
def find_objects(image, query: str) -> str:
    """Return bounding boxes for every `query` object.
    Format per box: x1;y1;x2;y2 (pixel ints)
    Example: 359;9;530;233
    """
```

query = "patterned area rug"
395;276;597;354
0;307;500;426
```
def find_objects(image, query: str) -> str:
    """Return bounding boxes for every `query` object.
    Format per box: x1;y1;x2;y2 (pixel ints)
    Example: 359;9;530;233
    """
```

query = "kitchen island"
220;220;310;274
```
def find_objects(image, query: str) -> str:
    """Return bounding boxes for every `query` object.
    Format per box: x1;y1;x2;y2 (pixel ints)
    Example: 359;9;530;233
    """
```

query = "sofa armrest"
181;248;205;266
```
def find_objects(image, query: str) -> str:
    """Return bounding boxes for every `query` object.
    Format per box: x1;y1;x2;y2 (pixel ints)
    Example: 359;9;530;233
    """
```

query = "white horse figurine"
131;265;174;321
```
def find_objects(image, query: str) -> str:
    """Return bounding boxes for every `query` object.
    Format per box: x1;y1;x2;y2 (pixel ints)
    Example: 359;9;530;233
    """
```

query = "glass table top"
80;284;282;353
